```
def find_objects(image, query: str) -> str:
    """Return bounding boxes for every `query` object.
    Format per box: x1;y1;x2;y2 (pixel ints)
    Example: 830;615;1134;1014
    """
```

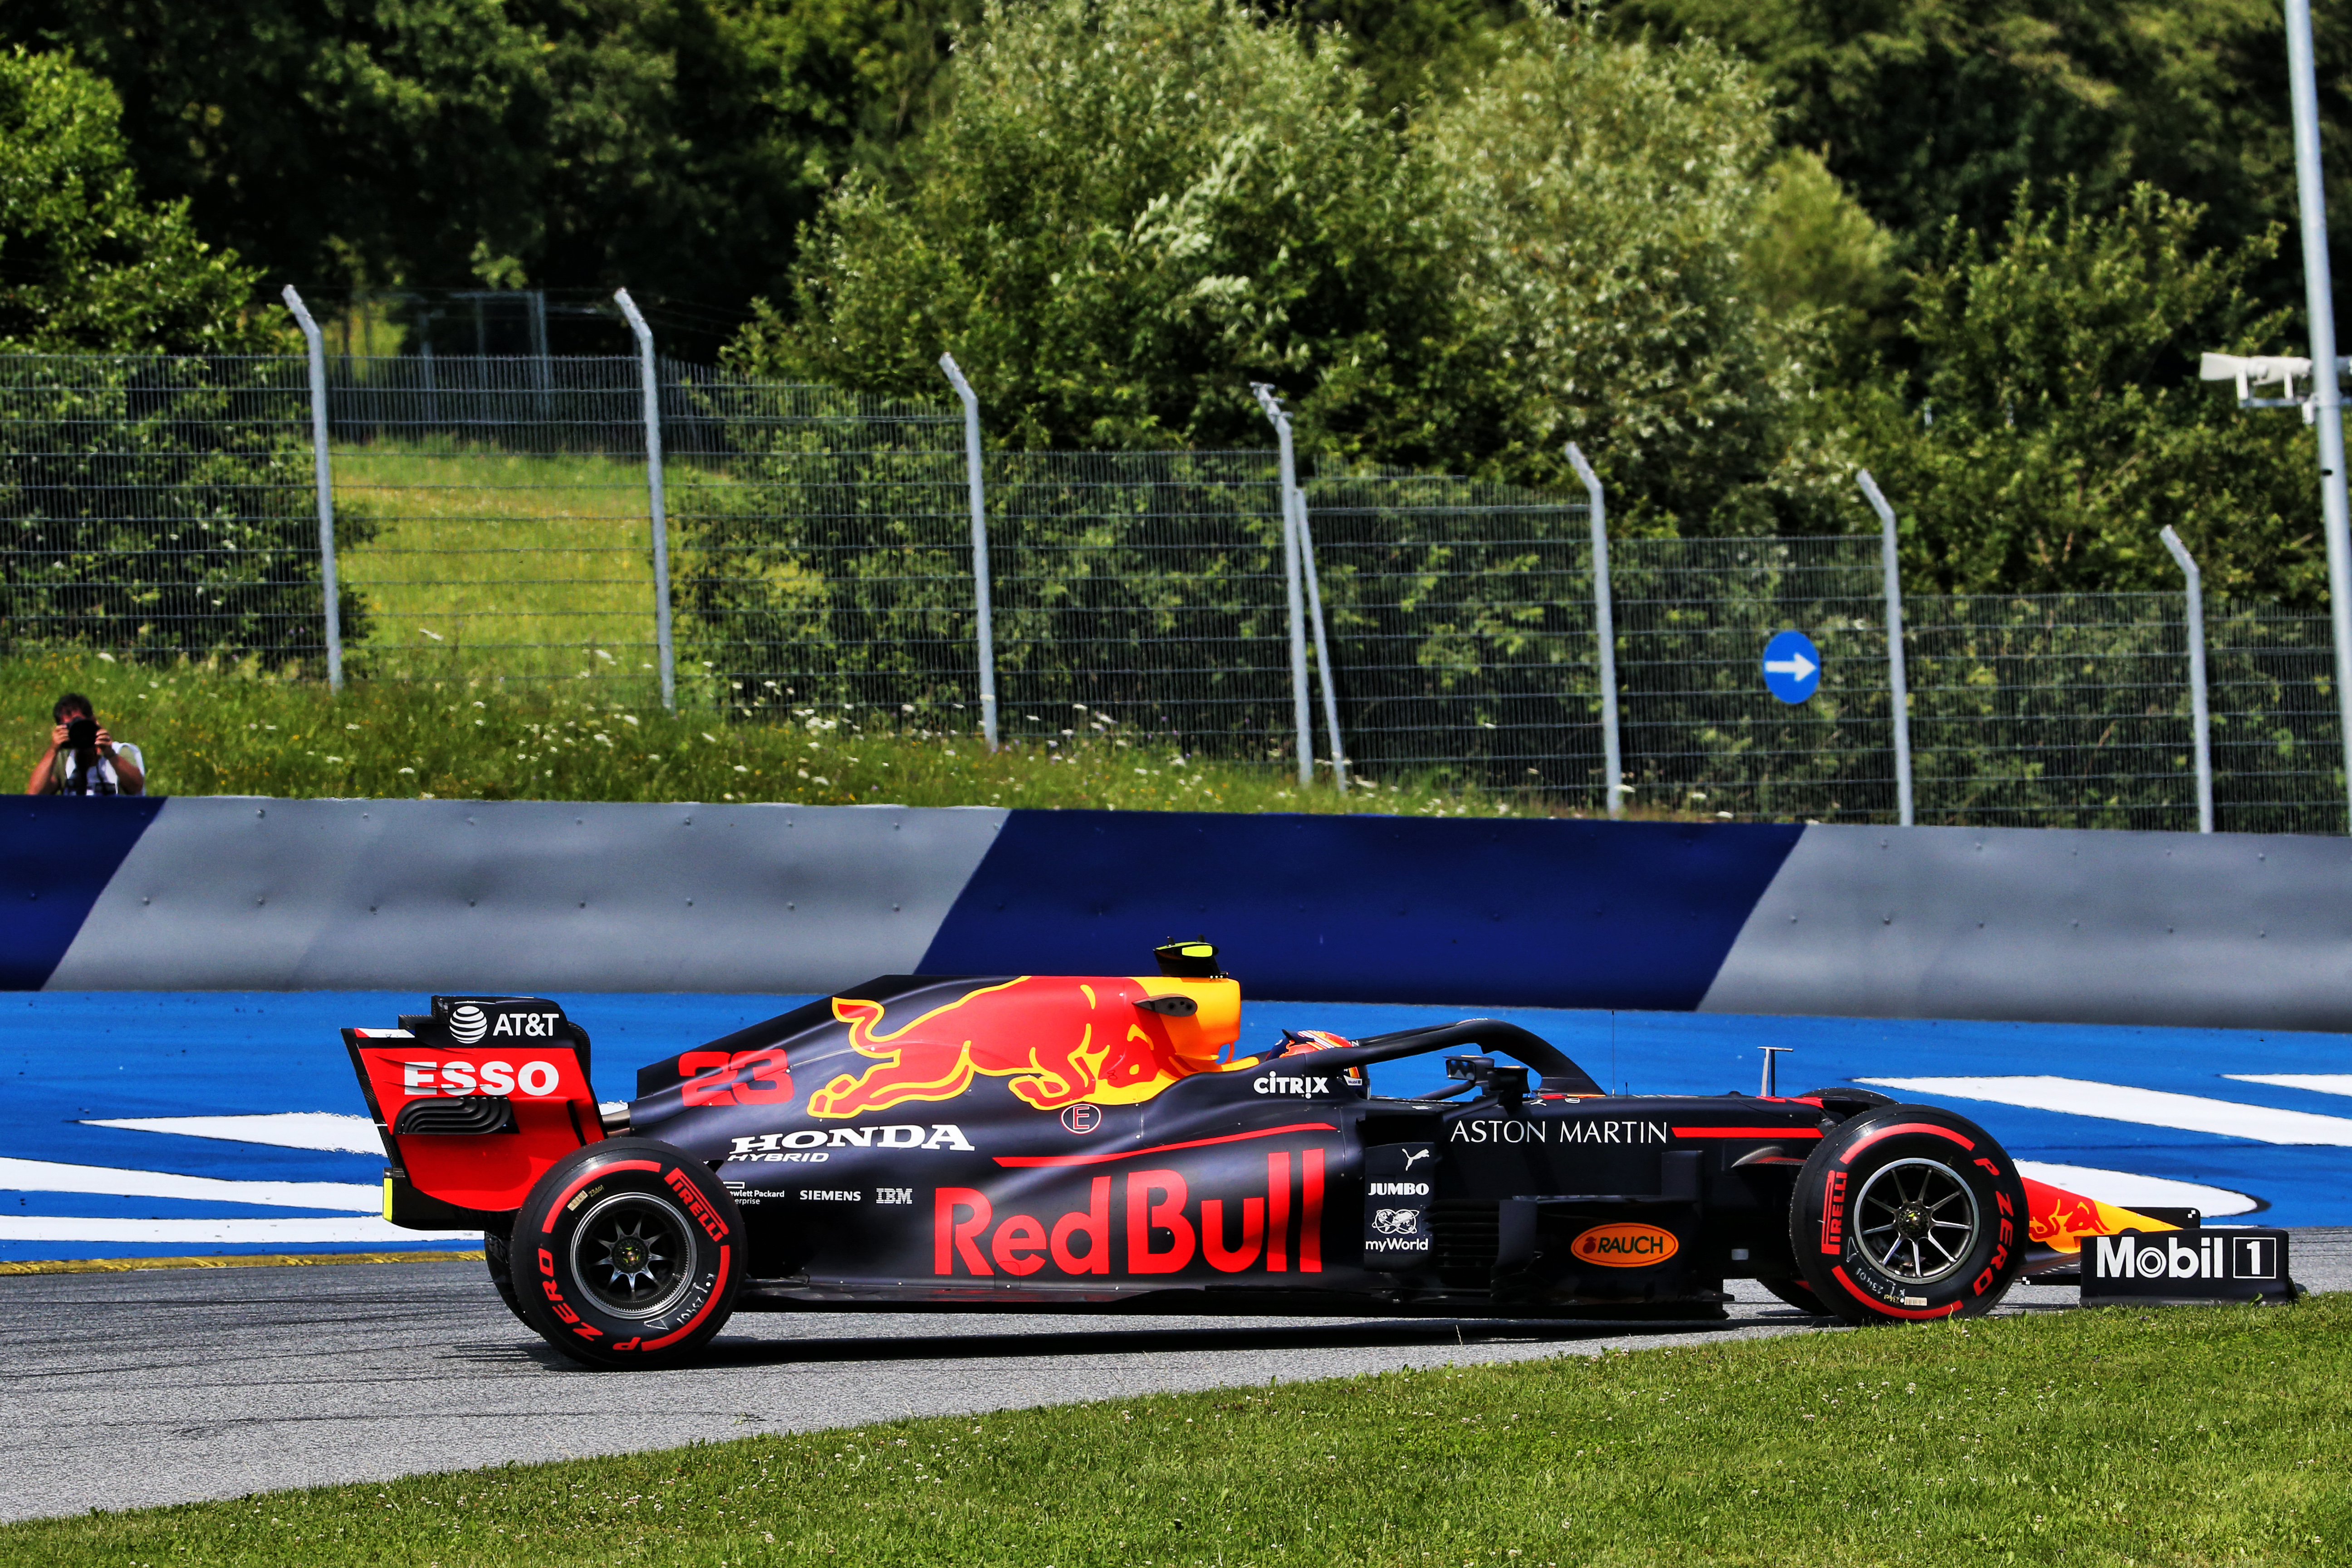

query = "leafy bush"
0;355;372;669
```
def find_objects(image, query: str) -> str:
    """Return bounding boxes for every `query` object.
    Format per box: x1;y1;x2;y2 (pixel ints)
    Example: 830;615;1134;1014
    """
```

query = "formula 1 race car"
346;941;2192;1367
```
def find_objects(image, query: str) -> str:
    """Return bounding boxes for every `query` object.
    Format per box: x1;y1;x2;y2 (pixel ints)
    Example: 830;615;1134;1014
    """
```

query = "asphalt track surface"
6;1240;2348;1524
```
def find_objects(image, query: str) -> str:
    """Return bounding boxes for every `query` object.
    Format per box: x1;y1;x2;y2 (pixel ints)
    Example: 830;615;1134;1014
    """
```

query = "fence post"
1251;384;1314;786
613;289;676;711
2160;527;2217;833
1291;479;1350;792
279;285;343;692
1856;471;1916;827
938;353;999;750
2284;0;2352;831
1564;444;1622;818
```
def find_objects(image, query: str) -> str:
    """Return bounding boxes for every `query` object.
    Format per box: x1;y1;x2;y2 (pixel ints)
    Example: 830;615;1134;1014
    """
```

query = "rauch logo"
1568;1222;1679;1268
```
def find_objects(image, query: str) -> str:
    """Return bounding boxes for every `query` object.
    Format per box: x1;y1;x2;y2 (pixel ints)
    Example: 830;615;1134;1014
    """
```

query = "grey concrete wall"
40;799;2352;1032
47;798;1007;993
1700;823;2352;1031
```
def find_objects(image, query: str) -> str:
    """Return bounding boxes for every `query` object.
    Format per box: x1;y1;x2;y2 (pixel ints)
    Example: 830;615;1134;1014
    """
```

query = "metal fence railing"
323;354;662;691
1310;470;1606;800
1905;593;2194;833
1610;535;1897;823
0;355;332;669
662;359;974;721
2208;603;2347;836
6;344;2352;833
988;452;1294;757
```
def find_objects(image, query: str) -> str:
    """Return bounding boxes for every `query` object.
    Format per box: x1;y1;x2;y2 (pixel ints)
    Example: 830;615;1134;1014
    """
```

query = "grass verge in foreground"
8;1297;2346;1566
0;653;1529;815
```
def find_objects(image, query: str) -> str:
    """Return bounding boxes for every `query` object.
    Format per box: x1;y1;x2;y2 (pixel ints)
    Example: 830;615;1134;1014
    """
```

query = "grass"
1;651;1527;816
5;1296;2345;1565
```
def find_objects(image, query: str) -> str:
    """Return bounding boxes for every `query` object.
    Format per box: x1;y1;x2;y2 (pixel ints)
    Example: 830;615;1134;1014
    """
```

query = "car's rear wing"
346;996;609;1229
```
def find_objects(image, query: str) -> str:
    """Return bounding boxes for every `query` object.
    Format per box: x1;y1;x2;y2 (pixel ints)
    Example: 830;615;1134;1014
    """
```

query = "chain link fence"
988;452;1294;757
2209;603;2347;836
1905;594;2193;833
1608;536;1897;823
0;355;345;669
1310;470;1606;802
5;348;2351;833
663;360;974;722
325;354;664;694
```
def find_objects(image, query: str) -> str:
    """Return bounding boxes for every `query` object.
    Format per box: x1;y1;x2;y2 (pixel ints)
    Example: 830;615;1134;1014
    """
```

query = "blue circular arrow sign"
1761;630;1823;704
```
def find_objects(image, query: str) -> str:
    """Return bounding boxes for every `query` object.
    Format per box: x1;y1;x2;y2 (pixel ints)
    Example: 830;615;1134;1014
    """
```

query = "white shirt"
55;741;144;796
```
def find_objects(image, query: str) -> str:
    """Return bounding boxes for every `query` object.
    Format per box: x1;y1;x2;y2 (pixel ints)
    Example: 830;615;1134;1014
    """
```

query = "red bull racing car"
347;941;2195;1367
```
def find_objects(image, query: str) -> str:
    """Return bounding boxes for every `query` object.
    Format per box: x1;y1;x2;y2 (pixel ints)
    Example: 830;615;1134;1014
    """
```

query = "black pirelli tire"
510;1138;743;1369
484;1224;528;1324
1789;1103;2028;1325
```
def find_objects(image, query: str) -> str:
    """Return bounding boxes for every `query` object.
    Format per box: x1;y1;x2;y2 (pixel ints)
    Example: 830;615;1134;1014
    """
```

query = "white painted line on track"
0;1217;472;1245
80;1112;382;1154
0;1156;380;1212
2225;1074;2352;1098
2012;1161;2259;1216
1857;1075;2352;1144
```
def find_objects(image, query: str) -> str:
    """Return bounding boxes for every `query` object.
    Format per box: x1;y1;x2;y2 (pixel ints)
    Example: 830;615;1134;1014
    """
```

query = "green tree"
1744;148;1899;347
1603;0;2352;321
738;0;1434;449
0;49;267;351
1282;0;1516;113
0;0;959;316
1847;184;2317;600
1335;14;1849;528
743;1;1849;533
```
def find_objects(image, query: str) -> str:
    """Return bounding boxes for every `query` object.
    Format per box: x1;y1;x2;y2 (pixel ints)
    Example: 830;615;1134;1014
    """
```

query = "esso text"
401;1058;564;1098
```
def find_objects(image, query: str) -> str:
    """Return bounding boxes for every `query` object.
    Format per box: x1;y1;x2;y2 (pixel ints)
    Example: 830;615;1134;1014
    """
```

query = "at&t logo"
448;1003;562;1044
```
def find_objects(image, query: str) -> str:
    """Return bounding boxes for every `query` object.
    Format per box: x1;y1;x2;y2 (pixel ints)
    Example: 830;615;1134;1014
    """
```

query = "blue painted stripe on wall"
919;810;1804;1008
0;798;163;990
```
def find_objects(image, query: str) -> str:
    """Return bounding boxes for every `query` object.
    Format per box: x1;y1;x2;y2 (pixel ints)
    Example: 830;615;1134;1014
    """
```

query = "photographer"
26;693;145;796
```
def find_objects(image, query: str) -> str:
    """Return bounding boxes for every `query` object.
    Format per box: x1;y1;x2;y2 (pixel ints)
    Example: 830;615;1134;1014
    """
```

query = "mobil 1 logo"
2082;1228;2296;1304
1362;1143;1435;1271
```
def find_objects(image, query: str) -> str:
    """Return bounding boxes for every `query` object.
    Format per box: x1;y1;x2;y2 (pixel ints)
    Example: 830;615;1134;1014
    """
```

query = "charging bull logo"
2021;1176;2176;1254
808;975;1245;1118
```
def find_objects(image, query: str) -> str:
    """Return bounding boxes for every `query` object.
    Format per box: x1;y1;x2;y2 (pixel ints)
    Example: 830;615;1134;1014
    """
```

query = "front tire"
511;1138;742;1368
1788;1104;2027;1325
1758;1274;1827;1314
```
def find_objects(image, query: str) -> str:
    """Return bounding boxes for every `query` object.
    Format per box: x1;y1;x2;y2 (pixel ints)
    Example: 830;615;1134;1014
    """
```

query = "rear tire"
485;1225;528;1324
510;1138;743;1368
1788;1104;2027;1325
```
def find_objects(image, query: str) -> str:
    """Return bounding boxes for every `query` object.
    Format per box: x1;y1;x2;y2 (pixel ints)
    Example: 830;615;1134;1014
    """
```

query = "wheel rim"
569;1191;697;1319
1851;1156;1979;1284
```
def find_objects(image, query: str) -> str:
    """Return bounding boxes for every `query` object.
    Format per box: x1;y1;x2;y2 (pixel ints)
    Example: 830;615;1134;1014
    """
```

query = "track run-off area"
5;991;2350;1520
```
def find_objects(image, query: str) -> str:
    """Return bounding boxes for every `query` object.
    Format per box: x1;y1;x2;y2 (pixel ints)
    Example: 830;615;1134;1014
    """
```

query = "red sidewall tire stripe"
514;1141;741;1366
541;1159;663;1233
1830;1264;1964;1319
1835;1121;1973;1165
1791;1104;2024;1324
